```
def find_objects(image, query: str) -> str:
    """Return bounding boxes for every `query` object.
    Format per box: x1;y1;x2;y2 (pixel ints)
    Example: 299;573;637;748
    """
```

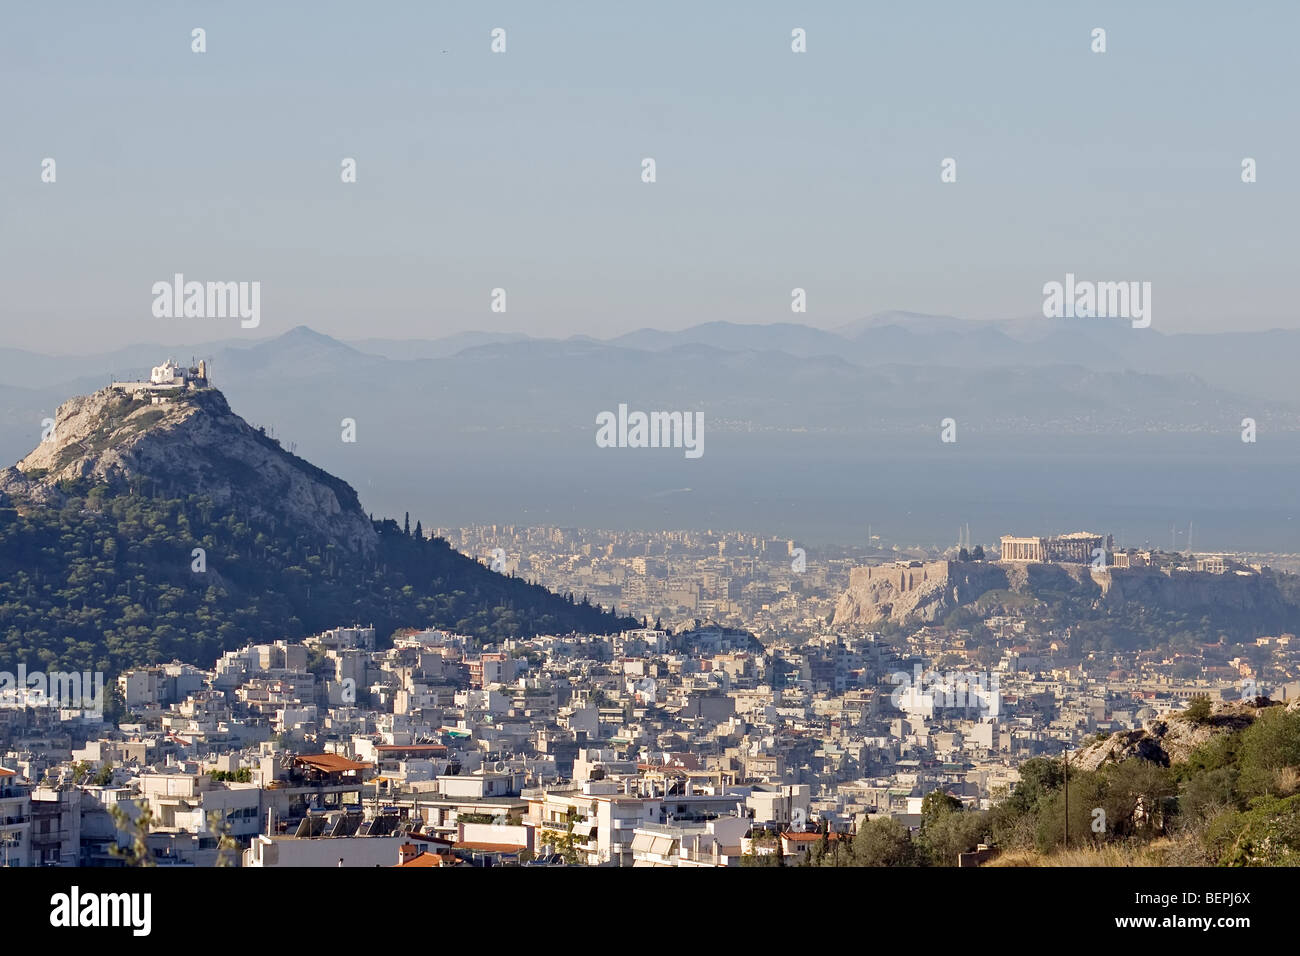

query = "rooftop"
293;753;370;774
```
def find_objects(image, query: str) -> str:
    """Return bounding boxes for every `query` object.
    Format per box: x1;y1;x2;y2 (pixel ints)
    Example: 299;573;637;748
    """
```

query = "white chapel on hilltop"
112;358;210;401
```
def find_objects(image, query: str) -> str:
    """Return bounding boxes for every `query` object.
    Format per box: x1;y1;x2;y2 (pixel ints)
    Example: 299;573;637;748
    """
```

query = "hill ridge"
0;381;633;673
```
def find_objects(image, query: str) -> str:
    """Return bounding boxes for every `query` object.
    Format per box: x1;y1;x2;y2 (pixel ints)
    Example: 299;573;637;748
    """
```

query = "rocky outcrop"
834;560;952;625
832;560;1042;625
1099;564;1296;617
0;386;375;553
832;553;1300;631
1071;698;1284;771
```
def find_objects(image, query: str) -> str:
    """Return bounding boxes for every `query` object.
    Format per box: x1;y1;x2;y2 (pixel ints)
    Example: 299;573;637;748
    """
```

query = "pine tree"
403;512;411;536
414;520;423;542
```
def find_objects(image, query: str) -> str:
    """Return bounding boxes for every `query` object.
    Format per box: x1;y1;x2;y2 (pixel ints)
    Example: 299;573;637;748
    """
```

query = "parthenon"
999;532;1112;564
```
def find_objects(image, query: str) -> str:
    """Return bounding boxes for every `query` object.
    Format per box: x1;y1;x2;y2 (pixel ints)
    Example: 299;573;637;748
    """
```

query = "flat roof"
293;754;370;773
455;841;527;853
781;831;847;842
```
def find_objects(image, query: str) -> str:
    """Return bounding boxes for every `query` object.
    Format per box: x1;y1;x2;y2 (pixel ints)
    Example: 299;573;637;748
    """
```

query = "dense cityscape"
5;2;1292;937
4;524;1298;869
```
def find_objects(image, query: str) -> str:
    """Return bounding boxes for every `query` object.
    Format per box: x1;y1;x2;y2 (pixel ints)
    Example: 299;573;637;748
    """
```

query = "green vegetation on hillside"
952;572;1300;654
0;486;634;674
801;705;1300;867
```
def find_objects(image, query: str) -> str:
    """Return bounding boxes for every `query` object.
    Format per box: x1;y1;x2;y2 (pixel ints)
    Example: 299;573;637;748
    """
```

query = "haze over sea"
366;431;1300;554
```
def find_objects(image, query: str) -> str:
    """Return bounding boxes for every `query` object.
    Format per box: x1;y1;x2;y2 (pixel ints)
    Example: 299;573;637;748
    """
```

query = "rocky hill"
1070;698;1295;772
0;385;374;552
832;558;1300;642
0;383;634;672
832;560;1017;625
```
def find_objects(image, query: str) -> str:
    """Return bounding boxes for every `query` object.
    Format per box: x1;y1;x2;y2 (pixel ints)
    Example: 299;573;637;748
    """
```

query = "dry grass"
1274;766;1300;797
985;838;1199;867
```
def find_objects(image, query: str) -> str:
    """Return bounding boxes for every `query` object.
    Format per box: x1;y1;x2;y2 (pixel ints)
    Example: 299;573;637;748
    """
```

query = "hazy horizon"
5;1;1298;553
4;0;1297;352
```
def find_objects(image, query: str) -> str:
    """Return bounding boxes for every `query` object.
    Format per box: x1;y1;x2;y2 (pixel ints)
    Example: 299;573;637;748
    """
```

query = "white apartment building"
0;768;32;866
630;815;749;867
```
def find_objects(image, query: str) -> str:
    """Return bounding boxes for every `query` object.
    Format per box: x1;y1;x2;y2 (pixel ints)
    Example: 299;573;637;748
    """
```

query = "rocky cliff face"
832;560;1052;625
1071;697;1300;772
833;560;954;625
0;386;375;553
832;555;1299;630
1098;564;1295;616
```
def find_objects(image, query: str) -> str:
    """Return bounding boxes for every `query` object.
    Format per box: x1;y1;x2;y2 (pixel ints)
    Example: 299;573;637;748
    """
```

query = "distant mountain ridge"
3;317;1296;554
7;311;1300;394
2;323;1292;536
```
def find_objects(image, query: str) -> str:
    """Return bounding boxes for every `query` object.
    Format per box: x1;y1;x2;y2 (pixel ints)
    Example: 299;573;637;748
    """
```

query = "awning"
650;836;675;856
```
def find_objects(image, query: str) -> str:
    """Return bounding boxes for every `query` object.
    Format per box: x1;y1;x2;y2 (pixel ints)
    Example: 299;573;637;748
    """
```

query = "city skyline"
4;0;1299;909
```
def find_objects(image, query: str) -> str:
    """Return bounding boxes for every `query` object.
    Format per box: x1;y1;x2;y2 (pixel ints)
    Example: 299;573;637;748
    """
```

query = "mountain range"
2;311;1297;552
3;312;1296;440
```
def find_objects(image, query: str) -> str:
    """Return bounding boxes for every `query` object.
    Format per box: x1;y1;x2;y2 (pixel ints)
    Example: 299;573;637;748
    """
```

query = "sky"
2;0;1296;353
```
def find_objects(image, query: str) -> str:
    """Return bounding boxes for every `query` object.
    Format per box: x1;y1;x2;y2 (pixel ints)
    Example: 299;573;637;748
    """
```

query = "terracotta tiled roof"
293;753;370;773
395;851;446;867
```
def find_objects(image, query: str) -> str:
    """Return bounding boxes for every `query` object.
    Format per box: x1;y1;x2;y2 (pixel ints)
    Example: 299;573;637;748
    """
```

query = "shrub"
853;817;920;867
1183;696;1214;724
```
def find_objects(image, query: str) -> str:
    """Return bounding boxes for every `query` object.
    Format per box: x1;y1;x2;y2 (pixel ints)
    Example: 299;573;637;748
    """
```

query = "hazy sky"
2;0;1296;353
